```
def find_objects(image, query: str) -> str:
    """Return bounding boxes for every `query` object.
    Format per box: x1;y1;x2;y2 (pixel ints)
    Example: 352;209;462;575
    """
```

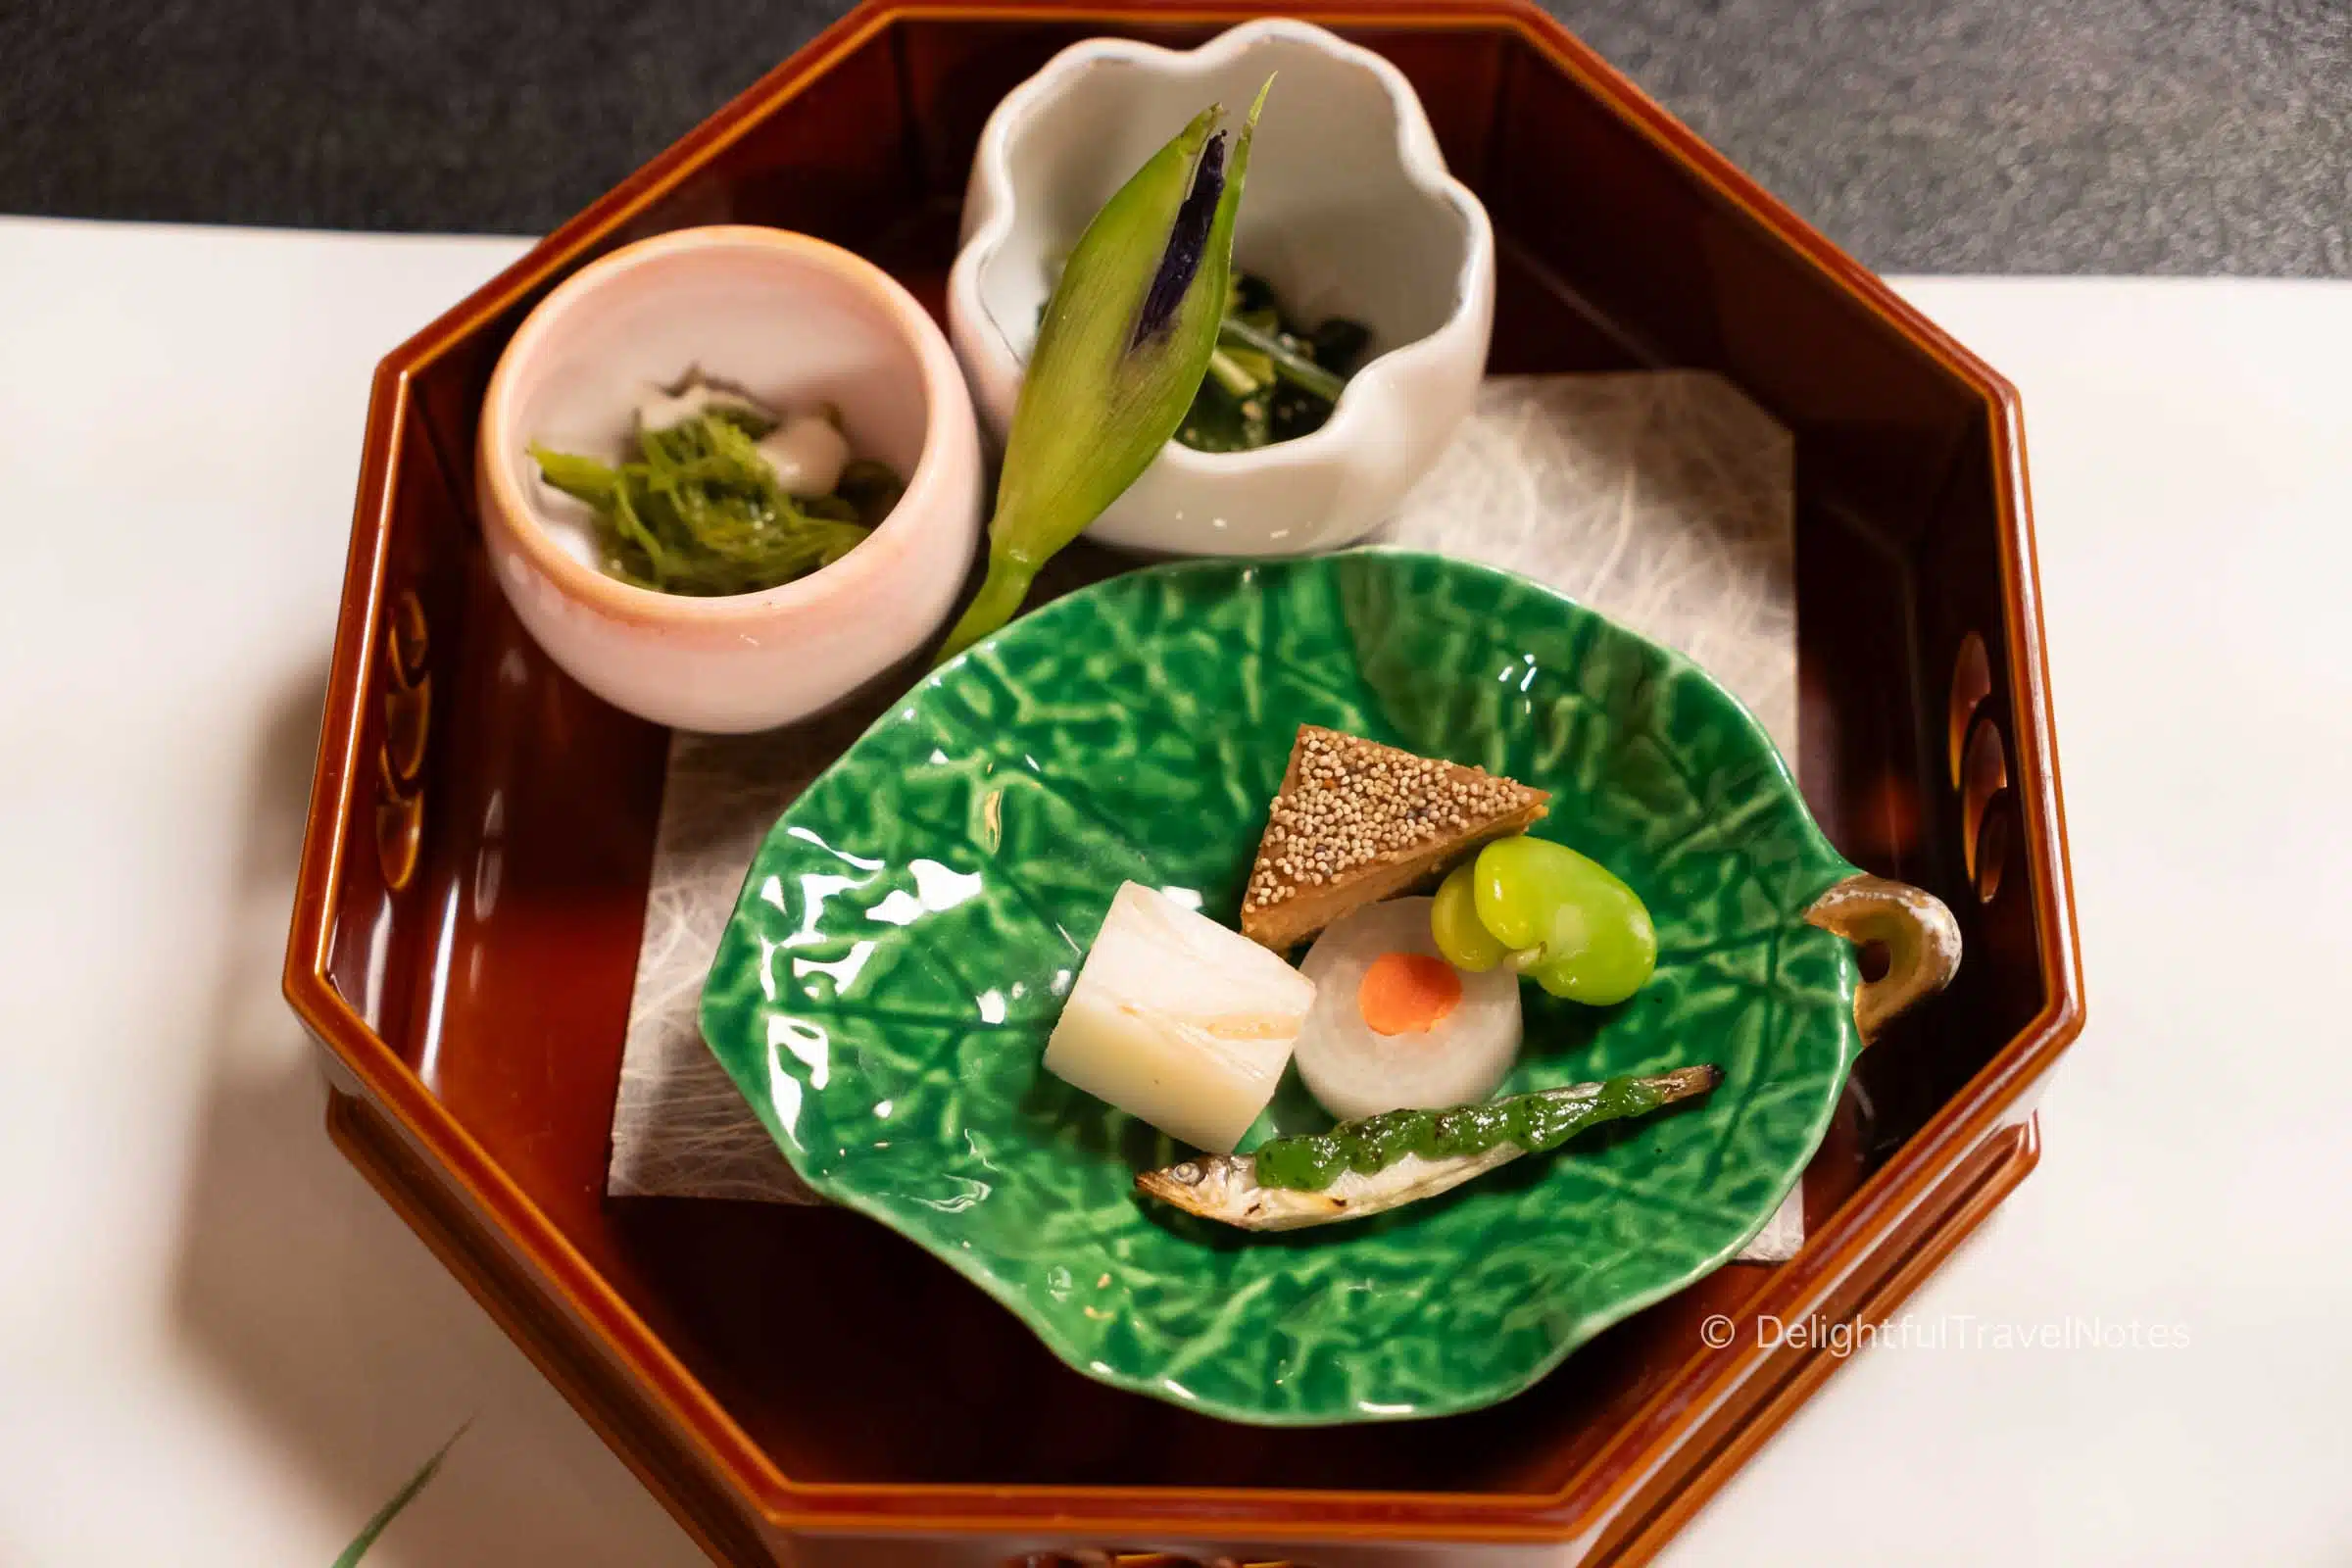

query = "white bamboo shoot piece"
1045;882;1316;1152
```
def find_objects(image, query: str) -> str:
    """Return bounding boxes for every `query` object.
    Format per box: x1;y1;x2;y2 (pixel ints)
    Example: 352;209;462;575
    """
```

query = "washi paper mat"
606;370;1806;1261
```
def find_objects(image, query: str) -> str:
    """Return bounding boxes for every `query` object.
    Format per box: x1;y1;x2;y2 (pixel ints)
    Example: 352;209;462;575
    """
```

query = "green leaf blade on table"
331;1421;467;1567
937;78;1274;662
702;552;1868;1426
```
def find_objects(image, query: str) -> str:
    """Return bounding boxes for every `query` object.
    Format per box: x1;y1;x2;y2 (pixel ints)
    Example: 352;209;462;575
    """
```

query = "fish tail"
1654;1064;1724;1102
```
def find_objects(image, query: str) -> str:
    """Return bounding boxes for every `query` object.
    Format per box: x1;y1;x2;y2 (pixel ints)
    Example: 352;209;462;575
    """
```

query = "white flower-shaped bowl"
947;19;1496;557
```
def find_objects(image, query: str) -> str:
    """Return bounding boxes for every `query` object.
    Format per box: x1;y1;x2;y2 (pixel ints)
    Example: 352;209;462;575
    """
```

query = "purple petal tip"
1130;129;1227;351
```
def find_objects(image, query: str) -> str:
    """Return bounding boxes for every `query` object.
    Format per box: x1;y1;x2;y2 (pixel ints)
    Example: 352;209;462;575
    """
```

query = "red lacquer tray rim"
284;0;2085;1543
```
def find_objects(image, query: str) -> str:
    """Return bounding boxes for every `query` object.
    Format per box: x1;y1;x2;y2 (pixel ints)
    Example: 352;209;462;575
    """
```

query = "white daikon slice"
1295;897;1522;1121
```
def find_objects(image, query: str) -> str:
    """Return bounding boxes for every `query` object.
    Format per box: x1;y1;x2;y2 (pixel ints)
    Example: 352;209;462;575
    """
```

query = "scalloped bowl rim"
948;19;1497;481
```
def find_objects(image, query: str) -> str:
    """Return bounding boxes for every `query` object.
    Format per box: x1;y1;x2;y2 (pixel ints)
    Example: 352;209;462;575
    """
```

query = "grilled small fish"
1134;1065;1722;1231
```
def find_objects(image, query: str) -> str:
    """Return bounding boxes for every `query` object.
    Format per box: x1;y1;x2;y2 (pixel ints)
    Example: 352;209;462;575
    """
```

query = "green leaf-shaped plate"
701;551;1952;1426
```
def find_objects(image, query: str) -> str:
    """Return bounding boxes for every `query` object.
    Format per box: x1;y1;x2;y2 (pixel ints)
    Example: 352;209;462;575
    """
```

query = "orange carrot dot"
1357;952;1463;1037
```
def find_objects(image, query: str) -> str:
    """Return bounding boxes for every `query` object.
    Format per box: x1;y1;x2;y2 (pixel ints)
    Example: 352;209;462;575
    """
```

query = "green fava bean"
1473;836;1658;1006
1431;862;1508;970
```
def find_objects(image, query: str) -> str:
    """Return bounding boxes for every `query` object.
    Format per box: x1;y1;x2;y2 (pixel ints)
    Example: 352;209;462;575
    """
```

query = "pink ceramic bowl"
477;225;984;733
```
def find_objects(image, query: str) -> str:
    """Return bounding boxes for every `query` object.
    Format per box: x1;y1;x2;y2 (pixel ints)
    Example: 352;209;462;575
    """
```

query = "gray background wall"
4;0;2344;273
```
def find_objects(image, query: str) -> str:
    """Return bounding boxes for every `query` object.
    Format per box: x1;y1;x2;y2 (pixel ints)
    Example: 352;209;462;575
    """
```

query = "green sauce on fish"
1252;1075;1686;1192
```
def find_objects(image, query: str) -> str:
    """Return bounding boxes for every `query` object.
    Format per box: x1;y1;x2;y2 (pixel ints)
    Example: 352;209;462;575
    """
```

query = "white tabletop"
1;217;2345;1566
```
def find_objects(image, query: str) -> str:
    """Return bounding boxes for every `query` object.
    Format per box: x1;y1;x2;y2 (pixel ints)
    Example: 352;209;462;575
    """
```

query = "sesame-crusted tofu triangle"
1239;726;1549;952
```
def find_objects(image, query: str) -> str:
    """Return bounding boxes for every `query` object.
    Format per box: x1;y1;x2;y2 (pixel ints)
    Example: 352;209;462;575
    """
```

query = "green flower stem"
936;551;1040;663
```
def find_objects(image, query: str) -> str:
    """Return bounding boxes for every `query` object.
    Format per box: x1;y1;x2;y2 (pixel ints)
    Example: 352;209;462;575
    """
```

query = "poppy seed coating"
1243;727;1546;915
